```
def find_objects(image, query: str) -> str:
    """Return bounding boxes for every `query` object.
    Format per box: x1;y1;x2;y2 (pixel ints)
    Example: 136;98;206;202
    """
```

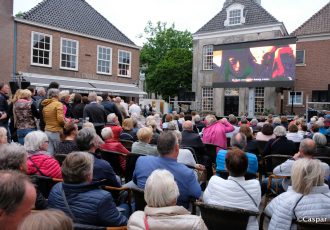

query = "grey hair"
157;131;178;155
47;88;60;99
313;133;327;147
107;113;117;123
24;131;48;152
0;143;27;170
76;128;104;151
0;170;33;214
88;92;97;102
299;138;316;156
182;121;193;131
59;90;70;100
273;126;287;137
250;118;258;126
101;127;113;140
205;114;217;125
291;159;324;195
194;115;201;122
62;152;94;184
316;120;324;128
144;169;179;207
230;133;247;150
36;87;46;96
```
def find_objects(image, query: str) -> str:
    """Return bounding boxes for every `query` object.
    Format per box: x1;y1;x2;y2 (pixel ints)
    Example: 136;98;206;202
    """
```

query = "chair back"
216;170;257;180
125;153;146;182
74;223;127;230
30;175;62;198
263;154;291;176
181;146;198;163
296;221;330;230
257;140;268;157
195;201;258;230
204;143;221;164
315;156;330;166
120;140;134;152
132;188;147;211
54;154;67;166
99;149;126;176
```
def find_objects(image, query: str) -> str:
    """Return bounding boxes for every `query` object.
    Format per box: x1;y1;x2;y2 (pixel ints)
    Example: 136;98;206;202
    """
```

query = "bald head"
299;138;316;157
183;121;193;131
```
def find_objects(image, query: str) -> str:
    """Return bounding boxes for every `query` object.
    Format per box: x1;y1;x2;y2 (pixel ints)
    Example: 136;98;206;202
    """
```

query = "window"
203;45;213;70
31;32;52;67
296;50;305;65
229;9;241;25
97;46;112;75
254;87;264;114
202;87;213;111
288;91;303;105
118;50;131;77
60;38;78;70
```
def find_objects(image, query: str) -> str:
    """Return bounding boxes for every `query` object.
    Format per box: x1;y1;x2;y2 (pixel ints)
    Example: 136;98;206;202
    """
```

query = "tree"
140;21;192;100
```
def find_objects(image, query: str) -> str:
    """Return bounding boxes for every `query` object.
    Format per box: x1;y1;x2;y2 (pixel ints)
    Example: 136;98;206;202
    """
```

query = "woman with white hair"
59;90;72;118
128;169;207;230
131;127;158;156
263;126;296;156
265;159;330;230
24;131;62;179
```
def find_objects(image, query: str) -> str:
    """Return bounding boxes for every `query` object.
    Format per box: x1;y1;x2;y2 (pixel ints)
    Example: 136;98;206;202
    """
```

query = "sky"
13;0;330;46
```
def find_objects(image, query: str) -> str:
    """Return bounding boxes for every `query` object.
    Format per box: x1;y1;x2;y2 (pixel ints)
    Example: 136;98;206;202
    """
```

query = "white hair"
88;92;97;102
24;131;48;152
59;90;70;100
316;120;324;128
313;133;327;146
101;127;113;140
273;117;281;124
273;126;287;137
144;169;180;207
107;113;117;123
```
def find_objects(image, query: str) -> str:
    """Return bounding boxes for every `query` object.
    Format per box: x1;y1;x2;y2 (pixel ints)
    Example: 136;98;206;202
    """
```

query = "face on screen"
213;41;296;87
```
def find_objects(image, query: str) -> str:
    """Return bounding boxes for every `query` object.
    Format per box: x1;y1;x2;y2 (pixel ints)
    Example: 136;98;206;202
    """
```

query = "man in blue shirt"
216;132;258;175
133;131;201;208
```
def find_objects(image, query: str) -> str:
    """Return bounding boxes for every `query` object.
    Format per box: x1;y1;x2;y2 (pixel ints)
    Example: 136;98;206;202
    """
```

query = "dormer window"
224;3;245;26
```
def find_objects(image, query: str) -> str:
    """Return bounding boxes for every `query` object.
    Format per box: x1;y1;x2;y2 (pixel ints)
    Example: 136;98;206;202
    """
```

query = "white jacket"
273;158;330;190
203;176;261;230
128;206;207;230
265;185;330;230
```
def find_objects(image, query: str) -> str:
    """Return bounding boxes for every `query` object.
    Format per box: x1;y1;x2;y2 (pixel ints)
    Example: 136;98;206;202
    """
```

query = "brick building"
286;2;330;115
3;0;145;99
192;0;288;117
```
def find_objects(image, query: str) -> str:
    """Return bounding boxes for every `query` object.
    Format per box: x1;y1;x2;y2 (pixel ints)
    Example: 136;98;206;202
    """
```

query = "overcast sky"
14;0;329;46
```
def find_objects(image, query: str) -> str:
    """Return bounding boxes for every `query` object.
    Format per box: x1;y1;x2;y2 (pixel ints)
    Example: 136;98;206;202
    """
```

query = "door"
224;96;239;116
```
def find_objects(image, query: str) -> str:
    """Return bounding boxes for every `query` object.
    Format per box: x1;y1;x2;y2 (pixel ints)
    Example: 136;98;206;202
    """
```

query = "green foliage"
140;21;193;100
15;11;24;17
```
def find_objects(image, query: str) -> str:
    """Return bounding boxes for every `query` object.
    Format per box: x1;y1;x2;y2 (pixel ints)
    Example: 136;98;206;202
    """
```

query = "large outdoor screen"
213;37;296;88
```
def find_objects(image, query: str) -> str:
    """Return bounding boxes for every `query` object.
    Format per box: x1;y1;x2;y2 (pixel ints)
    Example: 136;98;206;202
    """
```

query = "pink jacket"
202;121;234;150
27;152;62;179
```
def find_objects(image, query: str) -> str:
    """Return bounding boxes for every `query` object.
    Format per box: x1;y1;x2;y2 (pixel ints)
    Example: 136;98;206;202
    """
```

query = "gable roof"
195;0;279;35
21;0;135;46
291;2;330;36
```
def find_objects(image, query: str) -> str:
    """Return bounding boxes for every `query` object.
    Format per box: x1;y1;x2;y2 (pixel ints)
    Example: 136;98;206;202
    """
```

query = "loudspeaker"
21;81;31;89
9;81;19;95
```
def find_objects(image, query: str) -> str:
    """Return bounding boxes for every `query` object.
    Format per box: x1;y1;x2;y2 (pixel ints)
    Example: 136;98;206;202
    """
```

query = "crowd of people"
0;81;330;230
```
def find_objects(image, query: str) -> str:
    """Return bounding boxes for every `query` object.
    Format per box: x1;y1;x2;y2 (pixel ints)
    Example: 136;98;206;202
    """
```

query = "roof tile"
21;0;135;46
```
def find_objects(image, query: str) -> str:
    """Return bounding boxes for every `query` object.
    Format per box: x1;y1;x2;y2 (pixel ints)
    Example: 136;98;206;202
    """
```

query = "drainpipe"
12;19;17;81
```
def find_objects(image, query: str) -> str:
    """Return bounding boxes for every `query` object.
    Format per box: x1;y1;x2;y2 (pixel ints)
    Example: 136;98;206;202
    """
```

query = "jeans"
17;128;36;145
261;177;285;196
45;131;60;155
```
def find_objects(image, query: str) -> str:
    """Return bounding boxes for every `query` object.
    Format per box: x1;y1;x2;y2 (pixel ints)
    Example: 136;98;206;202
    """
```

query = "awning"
21;72;147;97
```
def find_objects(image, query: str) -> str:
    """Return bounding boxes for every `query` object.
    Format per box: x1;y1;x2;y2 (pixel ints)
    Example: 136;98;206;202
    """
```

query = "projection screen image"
213;38;296;88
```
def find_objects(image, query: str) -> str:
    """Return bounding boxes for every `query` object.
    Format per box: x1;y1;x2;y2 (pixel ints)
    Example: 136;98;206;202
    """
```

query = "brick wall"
283;39;330;115
16;23;140;85
0;0;14;83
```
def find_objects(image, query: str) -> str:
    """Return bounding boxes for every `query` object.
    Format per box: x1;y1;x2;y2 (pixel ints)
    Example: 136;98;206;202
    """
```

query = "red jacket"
100;139;129;172
27;152;62;179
